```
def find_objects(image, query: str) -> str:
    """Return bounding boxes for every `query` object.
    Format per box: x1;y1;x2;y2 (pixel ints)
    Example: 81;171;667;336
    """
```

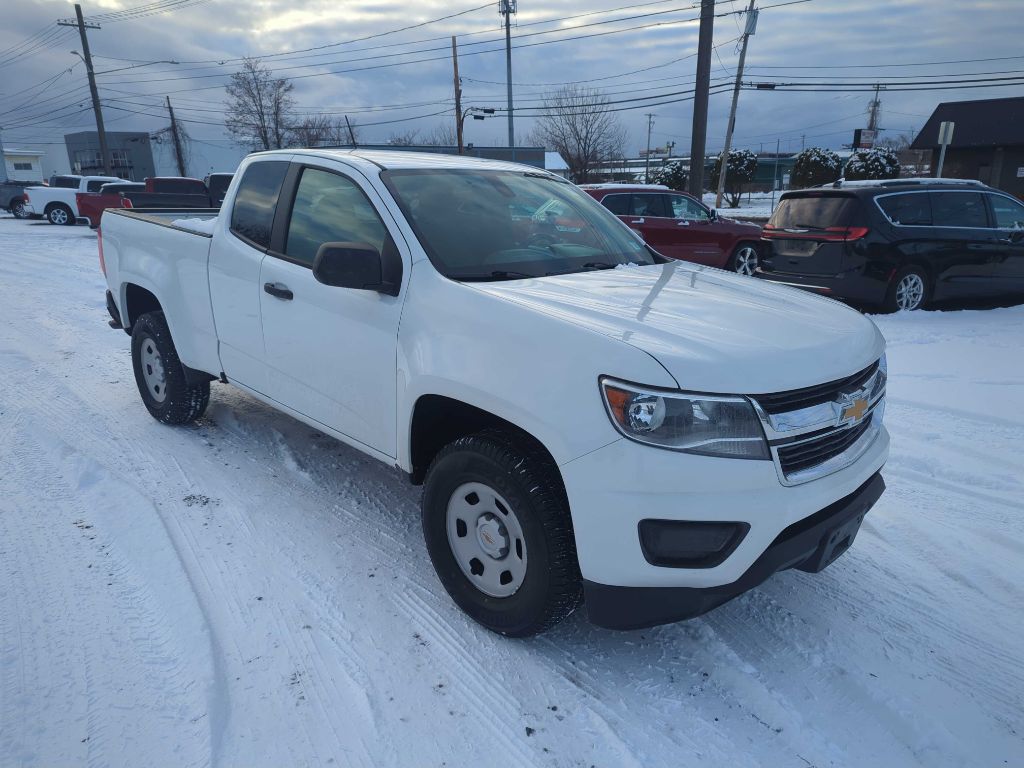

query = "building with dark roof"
910;96;1024;197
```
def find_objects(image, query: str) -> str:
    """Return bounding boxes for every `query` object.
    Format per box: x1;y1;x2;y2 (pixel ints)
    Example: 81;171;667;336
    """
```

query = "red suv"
580;184;762;274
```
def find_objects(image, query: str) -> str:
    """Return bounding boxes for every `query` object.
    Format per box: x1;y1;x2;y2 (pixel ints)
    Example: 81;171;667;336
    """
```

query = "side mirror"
312;242;398;296
708;207;718;221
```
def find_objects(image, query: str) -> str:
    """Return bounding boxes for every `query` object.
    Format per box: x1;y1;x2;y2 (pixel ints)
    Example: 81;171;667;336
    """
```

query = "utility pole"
643;113;655;183
714;0;757;209
59;5;111;176
687;0;715;198
801;134;806;151
770;136;780;212
452;36;464;154
165;96;186;176
666;140;675;157
0;125;8;183
500;0;516;161
867;83;881;132
344;116;357;146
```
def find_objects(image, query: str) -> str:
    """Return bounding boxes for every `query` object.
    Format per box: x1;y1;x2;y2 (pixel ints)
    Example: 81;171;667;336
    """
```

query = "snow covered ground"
1;215;1022;768
702;191;778;220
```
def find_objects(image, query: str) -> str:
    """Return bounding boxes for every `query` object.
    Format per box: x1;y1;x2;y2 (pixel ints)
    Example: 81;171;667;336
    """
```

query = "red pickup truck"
76;182;144;229
580;184;763;274
76;176;212;229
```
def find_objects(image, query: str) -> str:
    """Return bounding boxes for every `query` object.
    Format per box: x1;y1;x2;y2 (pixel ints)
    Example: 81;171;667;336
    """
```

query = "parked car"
1;180;32;218
205;172;234;207
580;183;763;274
76;182;145;228
99;150;888;636
757;179;1024;311
23;174;121;225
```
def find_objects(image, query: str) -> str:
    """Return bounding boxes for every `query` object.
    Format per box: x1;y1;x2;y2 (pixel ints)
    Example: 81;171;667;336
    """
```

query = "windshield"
381;169;660;281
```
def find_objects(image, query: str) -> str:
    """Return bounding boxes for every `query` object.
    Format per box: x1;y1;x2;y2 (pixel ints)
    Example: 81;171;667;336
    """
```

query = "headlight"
600;378;769;459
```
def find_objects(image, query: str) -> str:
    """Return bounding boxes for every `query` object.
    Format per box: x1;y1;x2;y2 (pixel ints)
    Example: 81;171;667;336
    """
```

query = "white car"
23;174;121;225
98;149;889;636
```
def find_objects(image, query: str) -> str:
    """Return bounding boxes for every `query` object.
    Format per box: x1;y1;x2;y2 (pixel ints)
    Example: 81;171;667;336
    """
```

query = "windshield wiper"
448;269;537;282
581;262;618;271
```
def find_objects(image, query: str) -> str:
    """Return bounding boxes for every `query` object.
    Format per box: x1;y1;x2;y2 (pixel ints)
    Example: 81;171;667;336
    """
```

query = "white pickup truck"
100;150;889;636
24;173;121;225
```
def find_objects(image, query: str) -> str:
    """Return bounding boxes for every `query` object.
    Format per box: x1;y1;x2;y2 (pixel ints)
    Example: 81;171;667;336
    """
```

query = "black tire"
882;265;930;312
11;200;28;219
131;311;210;425
46;203;74;226
422;431;582;637
728;242;759;276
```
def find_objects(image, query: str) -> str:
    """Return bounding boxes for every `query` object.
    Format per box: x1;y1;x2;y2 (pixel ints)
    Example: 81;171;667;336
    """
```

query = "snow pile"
0;216;1022;767
172;216;218;234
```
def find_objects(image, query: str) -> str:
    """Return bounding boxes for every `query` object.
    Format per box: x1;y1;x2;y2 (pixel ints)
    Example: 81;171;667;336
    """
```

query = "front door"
258;163;406;458
664;193;724;266
988;192;1024;293
623;193;690;260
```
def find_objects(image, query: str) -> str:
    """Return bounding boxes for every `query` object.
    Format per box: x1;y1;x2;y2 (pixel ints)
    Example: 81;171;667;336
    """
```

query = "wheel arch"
122;282;164;331
408;394;564;493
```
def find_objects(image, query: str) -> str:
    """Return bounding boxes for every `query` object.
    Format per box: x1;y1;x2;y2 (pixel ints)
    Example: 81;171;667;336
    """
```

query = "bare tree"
387;128;420;146
421;122;457;146
531;85;626;182
225;57;295;150
291;114;333;148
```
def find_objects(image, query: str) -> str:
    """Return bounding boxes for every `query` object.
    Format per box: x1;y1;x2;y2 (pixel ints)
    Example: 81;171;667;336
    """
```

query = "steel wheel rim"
735;246;757;276
140;335;168;403
896;273;924;310
446;481;527;598
50;208;68;225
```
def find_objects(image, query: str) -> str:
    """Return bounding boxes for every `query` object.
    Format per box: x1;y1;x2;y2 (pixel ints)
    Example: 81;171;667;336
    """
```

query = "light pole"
499;0;517;161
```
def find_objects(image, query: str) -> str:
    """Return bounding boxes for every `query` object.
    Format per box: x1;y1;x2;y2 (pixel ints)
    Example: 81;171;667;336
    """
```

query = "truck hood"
473;261;884;394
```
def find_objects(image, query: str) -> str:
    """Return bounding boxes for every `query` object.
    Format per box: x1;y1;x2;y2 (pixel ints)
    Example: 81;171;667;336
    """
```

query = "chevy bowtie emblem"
840;396;869;424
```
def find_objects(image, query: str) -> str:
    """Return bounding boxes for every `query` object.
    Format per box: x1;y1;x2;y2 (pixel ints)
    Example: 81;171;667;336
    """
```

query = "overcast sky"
1;0;1020;176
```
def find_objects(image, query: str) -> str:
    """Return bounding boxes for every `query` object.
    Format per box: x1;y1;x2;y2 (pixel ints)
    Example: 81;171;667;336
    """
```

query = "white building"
4;149;45;183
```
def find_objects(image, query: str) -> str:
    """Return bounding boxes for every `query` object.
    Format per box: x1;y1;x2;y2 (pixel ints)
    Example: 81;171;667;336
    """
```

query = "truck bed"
102;208;222;377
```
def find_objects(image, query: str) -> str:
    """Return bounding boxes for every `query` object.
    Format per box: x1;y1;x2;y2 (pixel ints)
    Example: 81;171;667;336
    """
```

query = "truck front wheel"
131;311;210;424
422;432;582;637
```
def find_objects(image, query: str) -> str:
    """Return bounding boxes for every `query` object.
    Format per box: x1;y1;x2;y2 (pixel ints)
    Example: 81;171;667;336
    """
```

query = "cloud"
1;0;1020;176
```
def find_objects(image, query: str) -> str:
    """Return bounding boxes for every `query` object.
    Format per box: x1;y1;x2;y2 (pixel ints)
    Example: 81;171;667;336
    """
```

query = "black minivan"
757;180;1024;311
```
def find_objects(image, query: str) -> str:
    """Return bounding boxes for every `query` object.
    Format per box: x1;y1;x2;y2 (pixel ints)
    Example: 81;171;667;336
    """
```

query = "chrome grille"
753;362;879;415
777;416;874;476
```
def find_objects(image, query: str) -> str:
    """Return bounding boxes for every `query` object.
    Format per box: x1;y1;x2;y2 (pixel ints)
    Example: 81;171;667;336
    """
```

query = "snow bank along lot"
1;215;1022;768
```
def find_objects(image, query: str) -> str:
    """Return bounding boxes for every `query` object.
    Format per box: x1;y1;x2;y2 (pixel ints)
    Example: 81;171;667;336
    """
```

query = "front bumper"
583;472;884;629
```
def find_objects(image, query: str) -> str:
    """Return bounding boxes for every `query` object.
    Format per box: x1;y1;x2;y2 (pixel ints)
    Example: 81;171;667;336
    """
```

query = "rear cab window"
86;180;111;192
51;176;80;189
151;178;207;194
767;194;861;230
229;161;290;249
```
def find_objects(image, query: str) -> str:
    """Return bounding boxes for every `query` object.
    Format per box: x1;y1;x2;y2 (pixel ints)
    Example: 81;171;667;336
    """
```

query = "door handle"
677;220;690;226
263;282;293;300
629;218;645;224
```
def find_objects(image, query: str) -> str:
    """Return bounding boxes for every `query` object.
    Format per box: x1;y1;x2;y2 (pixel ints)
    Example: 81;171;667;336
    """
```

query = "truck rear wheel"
422;432;582;637
46;203;74;226
11;199;28;219
131;311;210;424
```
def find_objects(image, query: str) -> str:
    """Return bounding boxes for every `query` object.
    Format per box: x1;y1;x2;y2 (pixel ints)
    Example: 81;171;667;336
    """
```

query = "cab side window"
284;167;388;268
230;161;289;249
930;192;988;228
989;194;1024;230
667;194;709;221
629;194;669;218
